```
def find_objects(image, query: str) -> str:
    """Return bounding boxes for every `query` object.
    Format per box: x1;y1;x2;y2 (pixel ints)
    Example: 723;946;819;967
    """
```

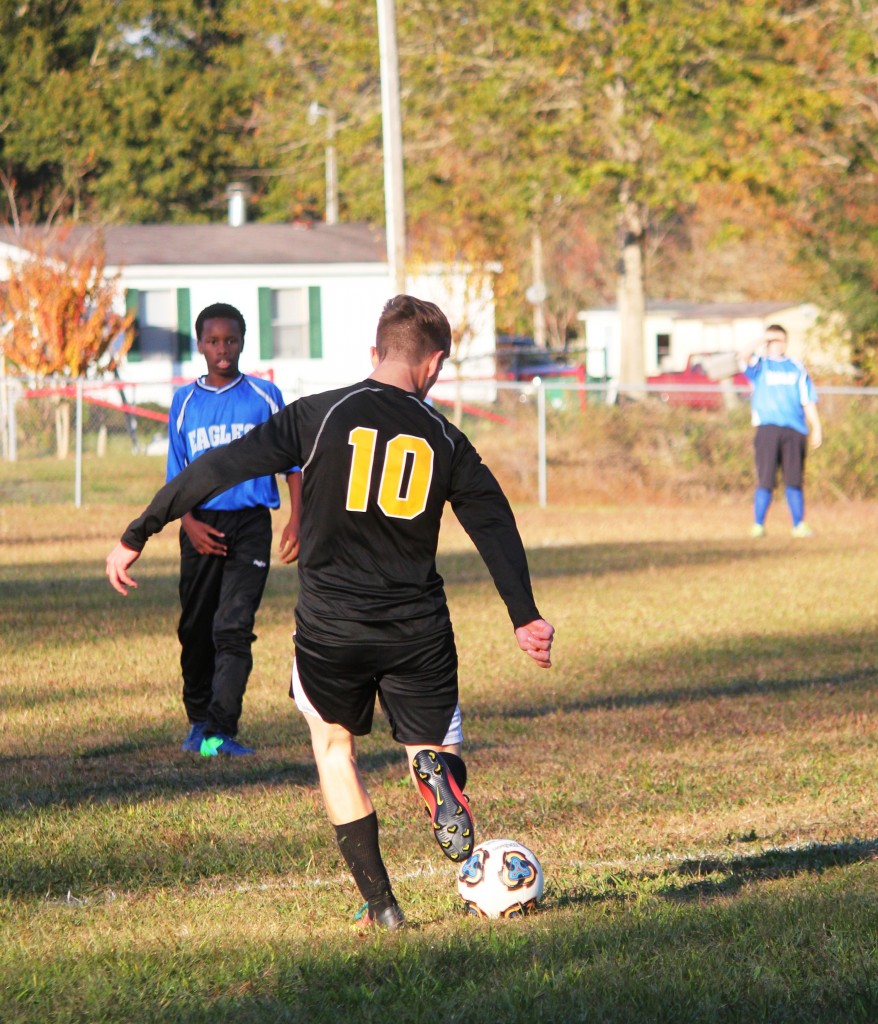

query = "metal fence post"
75;377;83;508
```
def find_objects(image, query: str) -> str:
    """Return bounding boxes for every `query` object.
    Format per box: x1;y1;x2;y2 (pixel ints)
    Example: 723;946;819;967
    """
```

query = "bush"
474;394;878;503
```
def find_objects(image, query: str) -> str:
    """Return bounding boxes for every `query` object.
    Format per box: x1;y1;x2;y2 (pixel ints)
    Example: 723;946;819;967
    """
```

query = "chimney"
226;182;250;227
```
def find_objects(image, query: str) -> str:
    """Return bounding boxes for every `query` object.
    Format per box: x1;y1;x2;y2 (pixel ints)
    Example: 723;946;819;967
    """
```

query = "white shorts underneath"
290;657;464;746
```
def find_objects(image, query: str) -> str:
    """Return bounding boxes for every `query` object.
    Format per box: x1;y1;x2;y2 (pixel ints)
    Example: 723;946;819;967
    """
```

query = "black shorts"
754;424;807;490
291;629;459;745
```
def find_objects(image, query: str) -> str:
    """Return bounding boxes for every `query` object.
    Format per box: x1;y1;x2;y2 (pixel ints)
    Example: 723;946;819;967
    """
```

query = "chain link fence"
2;372;877;508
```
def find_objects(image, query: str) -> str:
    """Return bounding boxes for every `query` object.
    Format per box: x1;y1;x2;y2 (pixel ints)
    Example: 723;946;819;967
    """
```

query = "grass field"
2;484;878;1023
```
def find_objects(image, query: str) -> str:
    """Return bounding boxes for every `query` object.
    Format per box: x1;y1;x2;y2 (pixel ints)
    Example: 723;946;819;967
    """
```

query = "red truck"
647;353;751;409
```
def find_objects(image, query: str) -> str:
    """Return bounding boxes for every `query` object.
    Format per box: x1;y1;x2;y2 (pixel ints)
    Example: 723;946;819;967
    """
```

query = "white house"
0;220;498;407
577;300;844;382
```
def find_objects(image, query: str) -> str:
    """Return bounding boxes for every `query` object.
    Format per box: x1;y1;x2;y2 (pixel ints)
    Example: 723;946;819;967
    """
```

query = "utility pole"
308;102;339;225
527;226;547;348
376;0;406;293
324;107;338;226
532;227;547;348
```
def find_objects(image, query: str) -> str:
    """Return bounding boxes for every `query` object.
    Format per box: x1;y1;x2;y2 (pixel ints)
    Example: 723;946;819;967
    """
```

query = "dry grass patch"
2;499;878;1022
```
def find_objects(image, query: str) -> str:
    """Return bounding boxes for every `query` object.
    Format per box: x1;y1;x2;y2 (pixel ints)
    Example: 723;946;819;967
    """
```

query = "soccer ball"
457;838;544;919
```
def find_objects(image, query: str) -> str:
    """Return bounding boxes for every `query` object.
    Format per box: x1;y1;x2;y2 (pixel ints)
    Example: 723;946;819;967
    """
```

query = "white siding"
113;262;496;406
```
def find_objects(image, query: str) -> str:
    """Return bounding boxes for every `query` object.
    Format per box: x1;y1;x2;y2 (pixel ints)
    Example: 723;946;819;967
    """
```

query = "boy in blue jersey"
738;324;823;538
169;303;301;756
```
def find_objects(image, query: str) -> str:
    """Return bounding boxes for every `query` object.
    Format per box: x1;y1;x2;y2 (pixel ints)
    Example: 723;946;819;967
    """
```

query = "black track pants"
177;506;271;736
754;424;807;490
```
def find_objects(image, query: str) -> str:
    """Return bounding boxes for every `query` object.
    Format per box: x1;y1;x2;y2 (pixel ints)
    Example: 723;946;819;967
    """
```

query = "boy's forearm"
805;403;822;445
738;338;762;362
286;471;302;520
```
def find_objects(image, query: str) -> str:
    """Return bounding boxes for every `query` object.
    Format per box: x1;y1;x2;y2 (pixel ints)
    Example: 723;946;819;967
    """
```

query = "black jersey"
123;379;540;644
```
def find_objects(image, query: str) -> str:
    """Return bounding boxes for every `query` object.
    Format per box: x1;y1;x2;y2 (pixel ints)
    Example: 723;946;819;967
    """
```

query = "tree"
225;0;385;223
382;2;816;379
1;228;134;378
0;0;107;220
0;226;134;458
0;0;857;368
776;1;878;381
0;1;257;223
551;1;820;384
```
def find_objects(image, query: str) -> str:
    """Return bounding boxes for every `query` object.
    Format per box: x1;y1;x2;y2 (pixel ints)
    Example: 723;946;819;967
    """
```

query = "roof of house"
580;300;797;319
671;301;795;320
0;222;388;267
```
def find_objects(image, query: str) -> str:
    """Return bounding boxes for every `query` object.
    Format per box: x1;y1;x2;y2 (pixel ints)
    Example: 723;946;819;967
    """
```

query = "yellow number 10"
346;427;434;520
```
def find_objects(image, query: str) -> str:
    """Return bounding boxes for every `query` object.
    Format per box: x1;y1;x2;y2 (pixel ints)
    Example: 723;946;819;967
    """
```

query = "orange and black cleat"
412;749;475;862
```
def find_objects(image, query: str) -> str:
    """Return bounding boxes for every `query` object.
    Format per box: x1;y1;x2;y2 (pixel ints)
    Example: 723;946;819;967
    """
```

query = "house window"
271;288;309;358
258;286;323;360
124;288;190;362
656;333;671;366
137;289;178;359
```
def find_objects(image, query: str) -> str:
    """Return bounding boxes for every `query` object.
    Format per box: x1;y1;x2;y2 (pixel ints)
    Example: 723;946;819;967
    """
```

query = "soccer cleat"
181;722;206;752
791;522;814;539
355;899;406;931
412;749;475;862
199;734;255;757
750;523;766;538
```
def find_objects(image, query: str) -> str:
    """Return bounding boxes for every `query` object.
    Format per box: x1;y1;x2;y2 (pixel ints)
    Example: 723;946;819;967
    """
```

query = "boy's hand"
515;618;555;668
181;512;227;556
106;542;141;596
279;519;300;563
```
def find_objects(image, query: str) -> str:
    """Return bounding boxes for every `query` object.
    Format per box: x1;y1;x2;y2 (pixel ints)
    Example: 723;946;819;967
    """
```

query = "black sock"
334;811;394;910
440;751;468;792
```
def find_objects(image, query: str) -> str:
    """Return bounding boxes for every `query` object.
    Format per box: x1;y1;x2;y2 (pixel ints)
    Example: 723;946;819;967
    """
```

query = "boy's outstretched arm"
278;469;302;564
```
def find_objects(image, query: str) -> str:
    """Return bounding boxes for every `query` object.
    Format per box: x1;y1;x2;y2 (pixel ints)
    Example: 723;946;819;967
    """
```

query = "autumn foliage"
0;229;134;377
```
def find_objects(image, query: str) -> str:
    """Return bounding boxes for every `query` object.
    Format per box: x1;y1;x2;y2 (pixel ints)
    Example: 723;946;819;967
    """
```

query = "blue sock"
785;487;804;527
754;488;772;525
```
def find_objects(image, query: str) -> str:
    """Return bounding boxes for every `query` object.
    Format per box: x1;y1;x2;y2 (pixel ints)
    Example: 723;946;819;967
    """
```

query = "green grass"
2;499;877;1023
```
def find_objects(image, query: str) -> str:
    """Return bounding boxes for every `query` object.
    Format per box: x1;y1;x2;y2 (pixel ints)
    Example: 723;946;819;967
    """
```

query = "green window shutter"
308;285;323;359
125;288;141;361
176;287;192;361
258;287;273;359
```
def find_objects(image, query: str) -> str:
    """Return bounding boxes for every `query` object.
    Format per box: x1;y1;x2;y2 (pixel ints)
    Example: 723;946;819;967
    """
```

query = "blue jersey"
167;374;290;511
745;356;817;435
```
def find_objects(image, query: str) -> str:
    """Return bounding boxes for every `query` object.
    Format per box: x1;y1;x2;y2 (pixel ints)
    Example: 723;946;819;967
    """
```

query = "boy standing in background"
739;323;822;538
169;302;300;756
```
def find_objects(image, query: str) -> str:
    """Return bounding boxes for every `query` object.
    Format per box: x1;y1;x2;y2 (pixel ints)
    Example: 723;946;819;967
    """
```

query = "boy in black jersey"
106;295;555;929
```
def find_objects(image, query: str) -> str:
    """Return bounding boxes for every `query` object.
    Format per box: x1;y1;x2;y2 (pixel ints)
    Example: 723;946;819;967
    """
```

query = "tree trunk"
54;400;70;460
605;68;647;392
617;196;646;390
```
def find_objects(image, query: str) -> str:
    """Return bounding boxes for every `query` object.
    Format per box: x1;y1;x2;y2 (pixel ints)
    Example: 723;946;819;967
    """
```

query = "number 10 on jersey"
346;427;434;520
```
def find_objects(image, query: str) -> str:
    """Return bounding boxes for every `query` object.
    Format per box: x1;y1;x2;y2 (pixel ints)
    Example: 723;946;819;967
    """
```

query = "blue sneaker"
354;899;406;931
181;722;206;752
200;734;255;757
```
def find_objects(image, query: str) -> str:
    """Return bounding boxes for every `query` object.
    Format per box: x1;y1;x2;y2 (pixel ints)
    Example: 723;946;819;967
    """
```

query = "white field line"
44;835;876;907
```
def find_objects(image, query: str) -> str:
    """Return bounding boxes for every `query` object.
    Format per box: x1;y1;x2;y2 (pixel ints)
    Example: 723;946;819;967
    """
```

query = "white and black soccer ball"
457;838;544;919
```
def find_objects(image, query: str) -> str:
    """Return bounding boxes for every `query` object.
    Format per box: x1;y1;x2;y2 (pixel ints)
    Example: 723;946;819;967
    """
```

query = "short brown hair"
765;323;787;338
375;294;452;363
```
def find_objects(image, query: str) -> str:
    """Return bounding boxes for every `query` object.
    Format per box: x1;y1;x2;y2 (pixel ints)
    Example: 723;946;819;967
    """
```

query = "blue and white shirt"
745;356;818;435
167;374;293;511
